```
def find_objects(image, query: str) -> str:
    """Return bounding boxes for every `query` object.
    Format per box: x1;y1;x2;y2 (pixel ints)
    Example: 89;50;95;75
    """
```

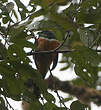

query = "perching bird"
34;31;60;79
22;31;59;110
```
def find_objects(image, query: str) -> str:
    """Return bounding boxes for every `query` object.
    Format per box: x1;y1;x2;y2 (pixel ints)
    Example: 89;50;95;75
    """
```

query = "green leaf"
10;95;21;101
12;9;19;21
14;0;28;12
29;100;42;110
72;78;87;86
43;102;57;110
80;0;101;9
70;100;87;110
29;0;42;6
0;26;7;35
1;0;8;3
9;62;39;81
79;28;95;47
0;62;15;75
71;46;101;67
2;17;9;24
9;27;26;41
55;0;67;5
0;104;8;110
6;2;14;12
0;13;2;18
0;41;7;59
77;8;101;24
14;0;28;19
22;89;35;102
28;20;64;40
60;65;70;71
29;9;47;20
70;46;100;86
43;102;65;110
8;44;27;61
7;78;23;95
0;97;5;106
44;92;55;103
0;4;9;16
9;27;34;49
63;96;73;102
50;12;77;32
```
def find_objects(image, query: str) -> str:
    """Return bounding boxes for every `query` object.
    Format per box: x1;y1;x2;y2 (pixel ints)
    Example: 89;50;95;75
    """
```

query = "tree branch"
27;50;74;56
27;49;101;56
54;31;70;51
46;76;101;106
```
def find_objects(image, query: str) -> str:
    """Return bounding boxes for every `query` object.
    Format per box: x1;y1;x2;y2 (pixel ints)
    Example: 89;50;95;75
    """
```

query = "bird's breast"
38;37;59;51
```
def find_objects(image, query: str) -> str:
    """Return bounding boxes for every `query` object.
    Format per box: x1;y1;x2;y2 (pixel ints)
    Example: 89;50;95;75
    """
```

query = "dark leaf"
0;97;5;106
43;102;57;110
63;96;73;102
28;20;64;40
6;2;14;12
70;46;100;86
44;92;55;103
0;104;8;110
8;44;27;61
2;17;9;24
12;9;19;21
79;28;95;47
0;41;7;59
77;8;101;24
29;9;47;20
29;100;42;110
70;100;87;110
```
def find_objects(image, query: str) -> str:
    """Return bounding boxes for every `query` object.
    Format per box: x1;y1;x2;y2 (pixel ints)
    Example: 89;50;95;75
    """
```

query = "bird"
34;30;60;79
22;31;59;110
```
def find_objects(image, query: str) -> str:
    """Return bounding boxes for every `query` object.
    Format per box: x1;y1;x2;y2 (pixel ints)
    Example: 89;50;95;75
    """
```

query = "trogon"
34;31;60;79
22;31;59;110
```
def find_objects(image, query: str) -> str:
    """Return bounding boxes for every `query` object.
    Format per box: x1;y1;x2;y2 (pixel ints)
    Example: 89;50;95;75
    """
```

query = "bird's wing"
50;53;58;71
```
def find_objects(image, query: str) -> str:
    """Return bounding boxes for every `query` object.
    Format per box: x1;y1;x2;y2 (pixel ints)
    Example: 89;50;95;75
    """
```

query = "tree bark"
46;76;101;106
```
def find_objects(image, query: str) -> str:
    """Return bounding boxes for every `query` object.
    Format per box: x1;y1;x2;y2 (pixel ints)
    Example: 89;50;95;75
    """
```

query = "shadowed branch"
46;76;101;106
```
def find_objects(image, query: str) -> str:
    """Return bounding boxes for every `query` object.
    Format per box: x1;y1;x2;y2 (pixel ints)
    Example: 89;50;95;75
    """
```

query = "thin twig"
10;9;43;28
27;31;71;56
96;50;101;52
54;31;70;51
40;96;45;105
49;68;53;77
27;50;74;56
55;91;70;110
10;13;30;28
0;32;5;38
49;68;69;110
4;96;15;110
90;33;101;48
27;48;101;56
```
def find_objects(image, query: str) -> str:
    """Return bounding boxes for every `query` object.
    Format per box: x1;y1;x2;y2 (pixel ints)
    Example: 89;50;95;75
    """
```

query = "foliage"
0;0;101;110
